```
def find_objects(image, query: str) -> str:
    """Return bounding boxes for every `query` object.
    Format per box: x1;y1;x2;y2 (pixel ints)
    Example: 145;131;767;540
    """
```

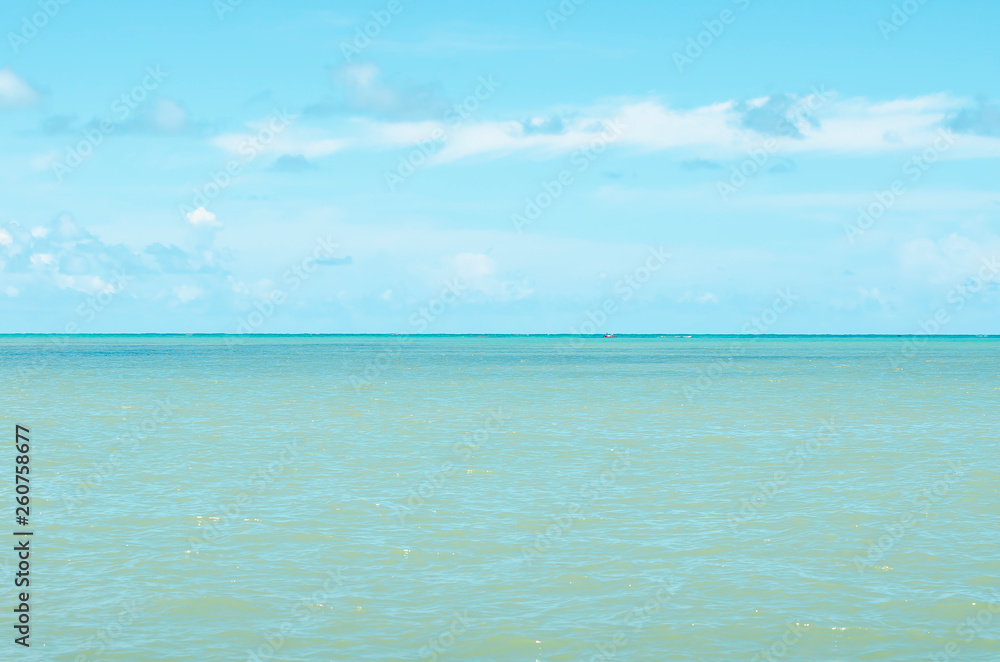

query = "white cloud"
88;276;117;295
30;152;57;171
153;98;187;131
211;113;348;159
51;273;116;295
0;68;39;109
353;118;444;147
453;252;495;279
173;285;204;303
211;132;348;159
269;91;1000;166
618;100;738;152
186;207;220;226
329;62;450;120
1;215;231;304
444;252;533;302
287;97;742;165
858;287;889;306
898;233;1000;285
339;62;390;109
5;286;17;298
0;229;12;246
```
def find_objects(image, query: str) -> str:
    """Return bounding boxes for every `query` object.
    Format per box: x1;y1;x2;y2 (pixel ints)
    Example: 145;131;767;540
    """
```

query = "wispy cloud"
241;91;1000;167
0;68;39;109
304;62;450;120
210;114;349;159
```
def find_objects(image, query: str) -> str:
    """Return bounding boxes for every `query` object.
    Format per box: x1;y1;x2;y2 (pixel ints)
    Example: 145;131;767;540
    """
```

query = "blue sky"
1;0;999;333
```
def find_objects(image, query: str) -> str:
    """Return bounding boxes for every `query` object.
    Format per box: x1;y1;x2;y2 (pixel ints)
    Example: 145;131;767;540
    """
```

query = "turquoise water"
1;335;998;661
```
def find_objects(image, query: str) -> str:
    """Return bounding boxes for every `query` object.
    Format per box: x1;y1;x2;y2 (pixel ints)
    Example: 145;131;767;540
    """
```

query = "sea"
1;335;997;661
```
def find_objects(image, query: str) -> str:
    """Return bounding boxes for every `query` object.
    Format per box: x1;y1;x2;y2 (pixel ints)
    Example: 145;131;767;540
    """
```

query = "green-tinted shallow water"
1;336;998;661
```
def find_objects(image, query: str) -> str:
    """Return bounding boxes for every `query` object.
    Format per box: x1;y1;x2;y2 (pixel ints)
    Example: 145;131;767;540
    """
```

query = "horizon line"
1;333;998;338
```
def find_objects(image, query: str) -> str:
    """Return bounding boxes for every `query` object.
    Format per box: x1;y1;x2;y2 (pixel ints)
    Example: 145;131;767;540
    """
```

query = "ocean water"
1;335;998;661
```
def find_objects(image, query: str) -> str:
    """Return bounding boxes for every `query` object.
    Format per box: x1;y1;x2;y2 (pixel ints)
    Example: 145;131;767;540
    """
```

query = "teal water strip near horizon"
2;333;1000;344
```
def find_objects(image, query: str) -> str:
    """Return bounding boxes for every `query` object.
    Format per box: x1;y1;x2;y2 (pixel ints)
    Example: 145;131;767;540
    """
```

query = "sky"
1;0;999;333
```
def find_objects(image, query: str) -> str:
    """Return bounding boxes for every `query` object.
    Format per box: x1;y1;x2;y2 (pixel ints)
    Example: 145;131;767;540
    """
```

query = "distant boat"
603;333;614;338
